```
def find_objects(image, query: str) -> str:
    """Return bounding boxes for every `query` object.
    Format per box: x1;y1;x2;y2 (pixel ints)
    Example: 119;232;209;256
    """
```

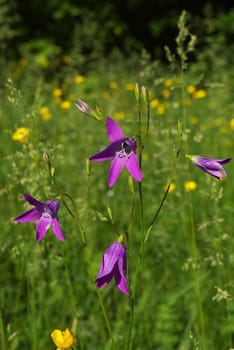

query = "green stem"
96;290;116;347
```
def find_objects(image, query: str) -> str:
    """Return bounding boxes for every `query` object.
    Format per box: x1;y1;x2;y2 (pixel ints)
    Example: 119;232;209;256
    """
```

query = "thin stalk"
180;66;206;348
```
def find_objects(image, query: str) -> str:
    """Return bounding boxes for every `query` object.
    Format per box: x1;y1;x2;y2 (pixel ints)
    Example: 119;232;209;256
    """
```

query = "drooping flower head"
51;328;76;350
14;194;65;242
89;117;142;187
186;154;232;180
95;241;129;295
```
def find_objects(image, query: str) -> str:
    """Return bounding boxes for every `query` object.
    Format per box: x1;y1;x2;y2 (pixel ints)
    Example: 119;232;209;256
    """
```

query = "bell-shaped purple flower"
95;241;129;295
14;194;65;242
89;117;142;187
186;154;232;180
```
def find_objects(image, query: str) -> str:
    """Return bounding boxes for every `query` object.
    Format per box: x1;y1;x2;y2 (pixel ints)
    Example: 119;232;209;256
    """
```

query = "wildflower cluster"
14;94;232;348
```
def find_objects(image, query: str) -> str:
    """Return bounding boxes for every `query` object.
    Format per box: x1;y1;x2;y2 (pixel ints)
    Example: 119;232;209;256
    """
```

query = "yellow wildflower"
109;81;118;89
187;85;196;94
102;91;110;100
193;89;207;99
162;89;171;98
113;112;125;120
164;79;173;87
166;182;175;193
156;104;166;115
191;117;199;125
60;101;71;109
51;328;76;350
125;83;134;91
230;118;234;130
142;152;149;161
53;88;63;98
74;75;86;84
184;181;197;191
150;99;159;108
39;107;52;121
12;127;30;144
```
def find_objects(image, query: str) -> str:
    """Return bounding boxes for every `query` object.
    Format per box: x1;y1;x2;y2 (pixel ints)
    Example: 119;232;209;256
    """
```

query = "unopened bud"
76;99;93;116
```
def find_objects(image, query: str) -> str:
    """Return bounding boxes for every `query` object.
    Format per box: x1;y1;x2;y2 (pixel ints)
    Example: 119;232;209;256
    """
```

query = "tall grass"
1;11;234;350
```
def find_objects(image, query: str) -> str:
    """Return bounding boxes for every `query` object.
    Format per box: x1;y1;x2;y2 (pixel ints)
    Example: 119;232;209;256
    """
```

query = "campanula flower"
89;117;142;187
14;194;65;242
95;241;129;295
186;155;232;180
51;328;76;349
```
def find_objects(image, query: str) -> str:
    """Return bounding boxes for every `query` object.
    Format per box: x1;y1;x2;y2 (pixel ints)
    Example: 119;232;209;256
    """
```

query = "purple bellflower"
14;194;65;242
89;117;142;187
186;154;232;180
95;241;129;295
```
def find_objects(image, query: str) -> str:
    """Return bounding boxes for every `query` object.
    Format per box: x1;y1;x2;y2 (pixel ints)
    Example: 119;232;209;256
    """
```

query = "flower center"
116;139;136;159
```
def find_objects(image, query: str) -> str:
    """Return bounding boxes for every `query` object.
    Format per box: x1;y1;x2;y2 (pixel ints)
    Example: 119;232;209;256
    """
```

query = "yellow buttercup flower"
156;104;166;115
125;83;134;91
109;81;118;89
51;328;76;349
191;116;199;125
187;85;196;94
230;118;234;130
102;91;110;100
184;181;197;191
142;152;149;161
162;89;170;98
39;106;52;121
12;127;30;144
60;101;71;109
166;182;175;193
193;89;207;99
53;88;63;98
164;79;173;87
150;99;159;108
74;75;86;84
113;111;125;120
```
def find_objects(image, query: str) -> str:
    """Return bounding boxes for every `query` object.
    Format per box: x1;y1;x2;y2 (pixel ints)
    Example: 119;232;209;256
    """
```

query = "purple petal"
24;194;43;207
203;157;231;165
115;251;129;295
106;117;124;142
115;272;129;295
108;157;126;187
96;244;119;280
36;213;52;241
14;208;41;222
89;141;122;162
51;218;65;242
203;167;227;180
125;153;142;182
46;200;60;216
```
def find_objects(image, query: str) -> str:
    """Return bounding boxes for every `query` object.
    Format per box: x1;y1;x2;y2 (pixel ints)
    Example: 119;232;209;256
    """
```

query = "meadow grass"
1;13;234;350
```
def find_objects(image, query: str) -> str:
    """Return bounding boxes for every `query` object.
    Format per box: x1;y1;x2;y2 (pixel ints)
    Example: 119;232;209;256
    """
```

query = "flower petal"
108;157;126;187
96;244;119;279
51;218;65;242
46;200;60;216
89;141;122;162
24;194;43;207
115;250;129;295
106;117;124;142
36;213;52;241
115;272;129;295
14;208;41;222
125;153;142;182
